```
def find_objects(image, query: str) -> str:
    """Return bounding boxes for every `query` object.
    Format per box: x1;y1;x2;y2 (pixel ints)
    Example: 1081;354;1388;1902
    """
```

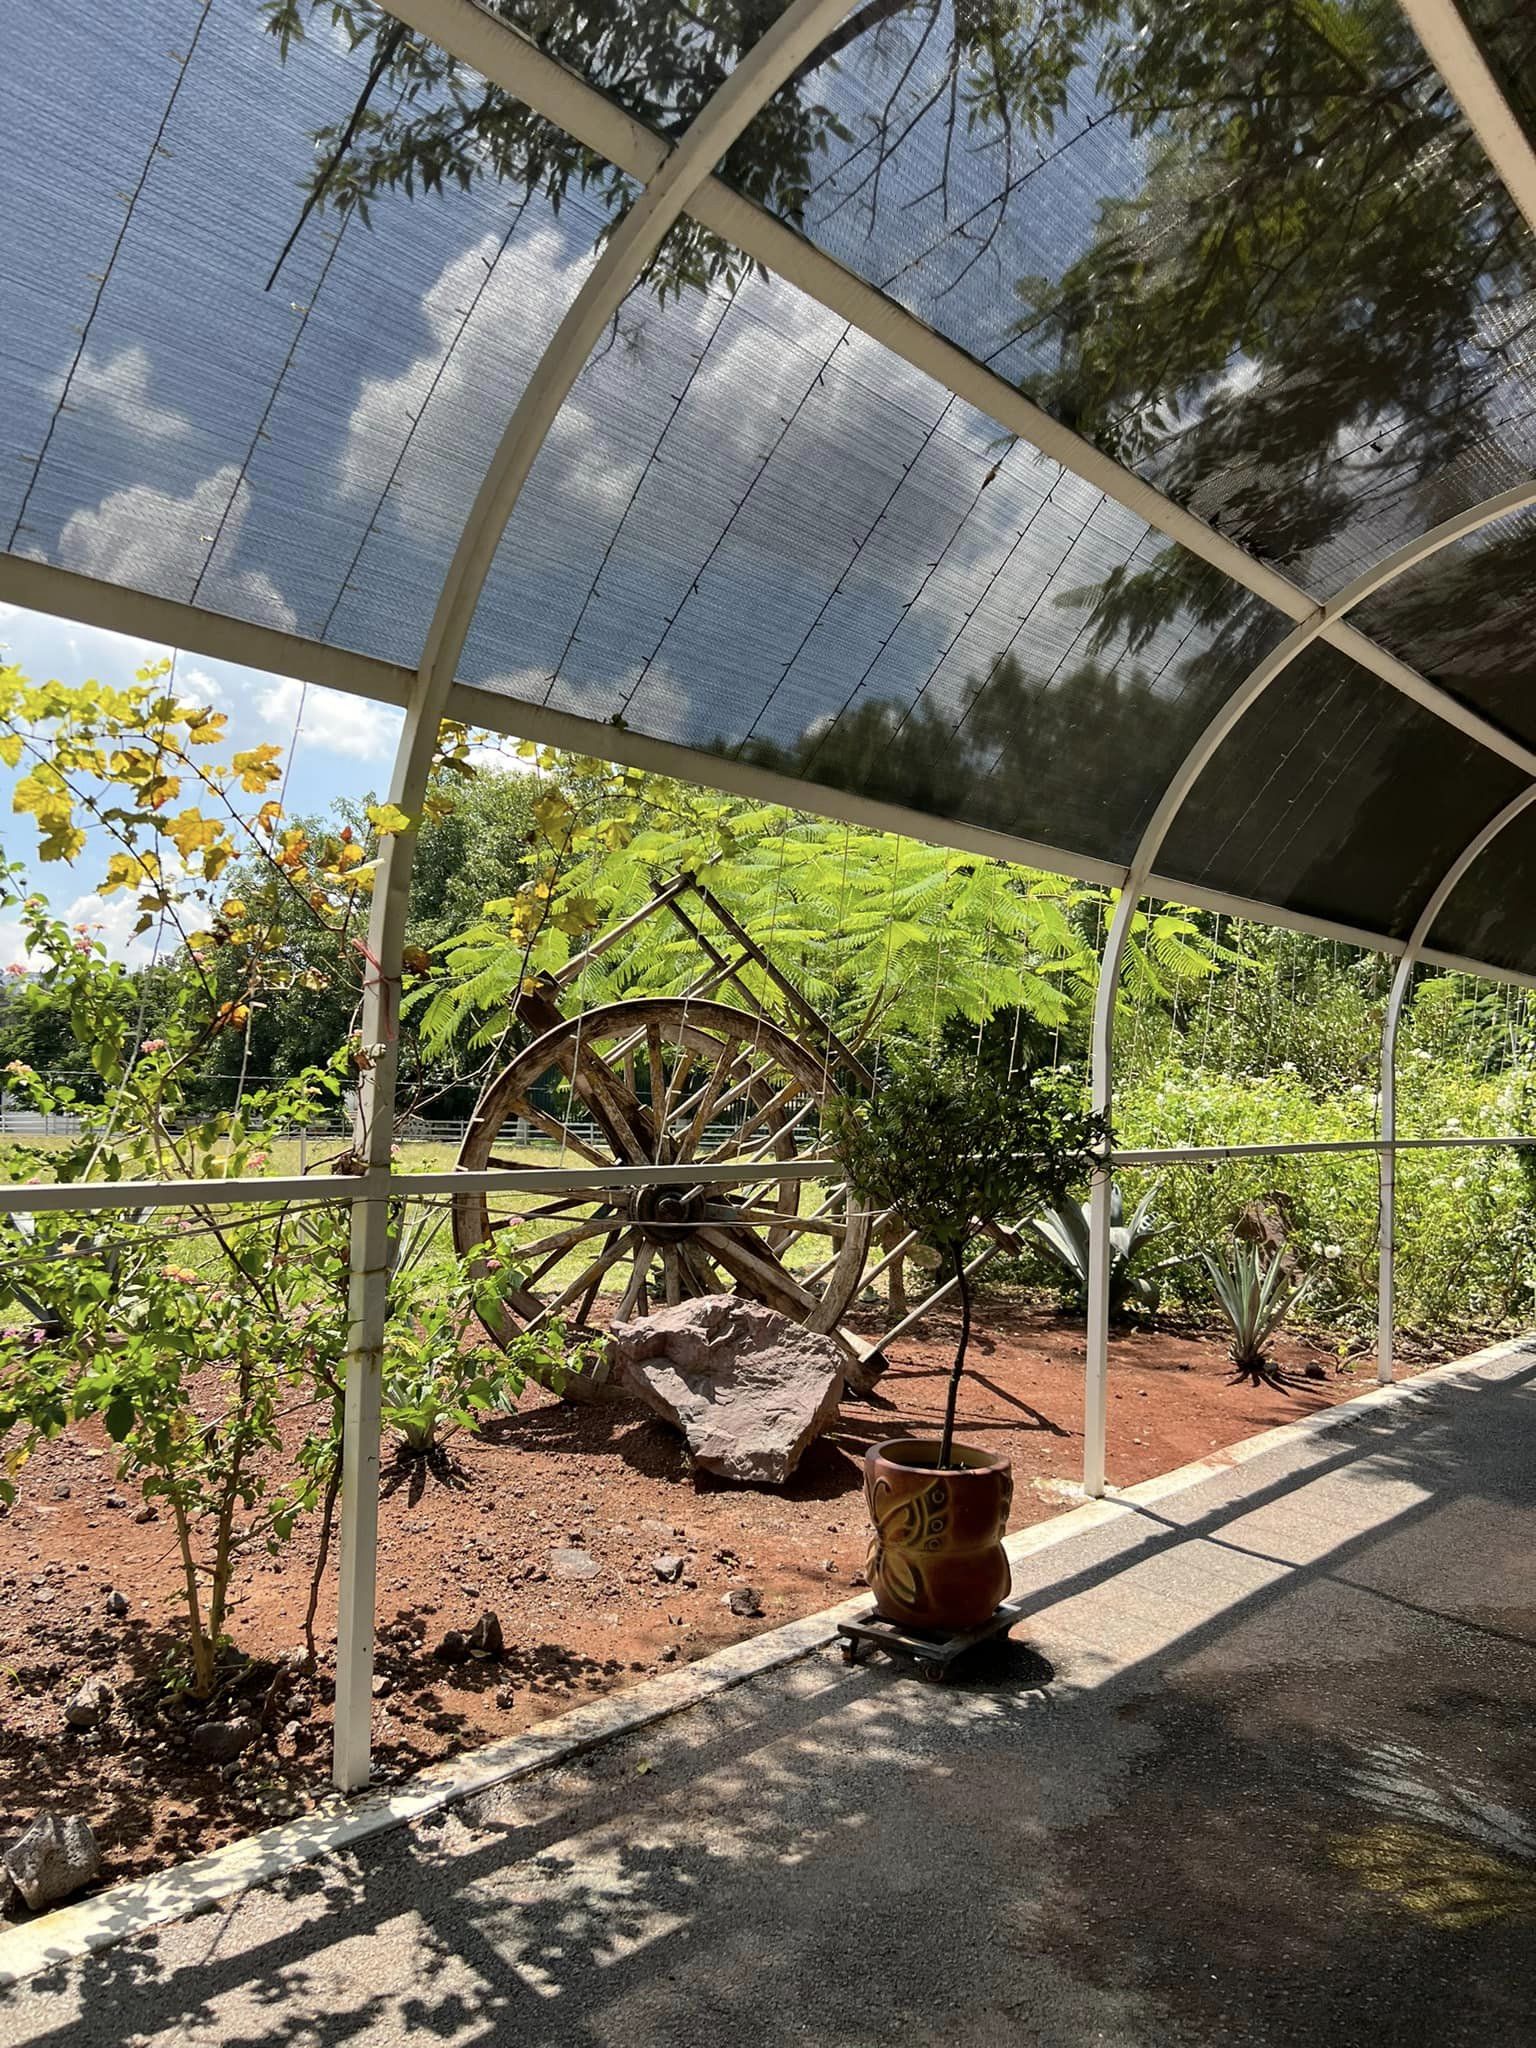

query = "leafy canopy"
828;1049;1103;1255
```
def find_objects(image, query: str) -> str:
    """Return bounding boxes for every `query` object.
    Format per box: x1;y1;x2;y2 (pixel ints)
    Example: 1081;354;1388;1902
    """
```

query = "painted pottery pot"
863;1438;1012;1631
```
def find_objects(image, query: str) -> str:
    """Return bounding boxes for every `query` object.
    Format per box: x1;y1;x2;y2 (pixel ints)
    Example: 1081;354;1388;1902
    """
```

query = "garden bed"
0;1297;1435;1905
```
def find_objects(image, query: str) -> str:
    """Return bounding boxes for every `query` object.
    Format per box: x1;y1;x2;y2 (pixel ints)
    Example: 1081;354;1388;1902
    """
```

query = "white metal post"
1376;983;1402;1386
1084;886;1139;1496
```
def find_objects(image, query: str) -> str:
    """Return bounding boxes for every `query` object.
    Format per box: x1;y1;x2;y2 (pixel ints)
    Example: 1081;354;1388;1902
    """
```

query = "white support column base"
1376;1148;1396;1387
1083;1163;1114;1498
333;1171;393;1794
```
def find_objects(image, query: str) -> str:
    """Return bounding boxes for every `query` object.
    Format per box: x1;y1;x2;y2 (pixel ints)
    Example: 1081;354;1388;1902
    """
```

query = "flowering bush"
0;659;474;1693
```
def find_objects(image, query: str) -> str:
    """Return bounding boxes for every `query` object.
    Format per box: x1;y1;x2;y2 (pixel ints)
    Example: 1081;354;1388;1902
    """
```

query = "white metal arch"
331;0;863;1792
1375;783;1536;1384
1080;480;1536;1496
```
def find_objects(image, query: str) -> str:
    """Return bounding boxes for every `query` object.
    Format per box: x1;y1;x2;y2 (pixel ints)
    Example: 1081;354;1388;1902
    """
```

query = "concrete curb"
2;1332;1529;1988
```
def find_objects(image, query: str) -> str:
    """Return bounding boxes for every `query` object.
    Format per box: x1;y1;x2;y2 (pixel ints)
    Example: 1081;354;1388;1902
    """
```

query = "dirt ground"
0;1299;1418;1902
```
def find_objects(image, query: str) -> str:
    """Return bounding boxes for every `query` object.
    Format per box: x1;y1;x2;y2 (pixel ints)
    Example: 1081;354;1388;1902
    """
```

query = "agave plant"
1026;1181;1162;1316
1203;1242;1310;1384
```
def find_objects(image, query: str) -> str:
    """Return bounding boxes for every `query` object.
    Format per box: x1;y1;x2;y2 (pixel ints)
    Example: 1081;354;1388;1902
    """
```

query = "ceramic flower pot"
863;1438;1012;1632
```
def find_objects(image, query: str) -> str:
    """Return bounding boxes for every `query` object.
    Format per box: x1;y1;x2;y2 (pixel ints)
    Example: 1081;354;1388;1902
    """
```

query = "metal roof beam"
1396;0;1536;237
11;547;1536;991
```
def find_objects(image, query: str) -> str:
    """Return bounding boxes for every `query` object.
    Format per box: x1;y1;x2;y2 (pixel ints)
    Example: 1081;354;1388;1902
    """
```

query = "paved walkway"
3;1349;1534;2046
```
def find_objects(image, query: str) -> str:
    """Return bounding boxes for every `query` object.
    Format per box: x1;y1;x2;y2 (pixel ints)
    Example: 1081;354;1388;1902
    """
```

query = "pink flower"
248;1151;268;1169
4;1059;32;1077
73;940;92;955
140;1038;167;1055
5;963;24;978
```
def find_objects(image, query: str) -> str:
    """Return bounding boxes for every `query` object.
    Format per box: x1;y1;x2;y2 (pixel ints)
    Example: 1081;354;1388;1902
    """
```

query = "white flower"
1324;1244;1342;1261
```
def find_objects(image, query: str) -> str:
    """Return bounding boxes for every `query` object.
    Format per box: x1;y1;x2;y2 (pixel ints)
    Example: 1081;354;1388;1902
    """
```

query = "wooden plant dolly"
834;1599;1029;1684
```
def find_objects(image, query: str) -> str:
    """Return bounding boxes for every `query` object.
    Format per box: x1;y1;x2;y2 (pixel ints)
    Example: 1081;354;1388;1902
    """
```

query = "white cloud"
256;674;402;763
178;664;226;706
0;888;168;972
338;225;598;509
52;465;297;634
73;344;189;441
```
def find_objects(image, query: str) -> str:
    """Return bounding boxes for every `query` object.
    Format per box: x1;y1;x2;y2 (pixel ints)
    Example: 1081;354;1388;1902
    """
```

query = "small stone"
466;1611;504;1660
435;1629;468;1664
723;1586;763;1618
133;1505;157;1524
550;1548;600;1581
821;1558;836;1573
51;1484;71;1501
190;1716;258;1765
105;1590;129;1618
494;1685;515;1711
1304;1362;1328;1381
372;1676;392;1699
651;1553;684;1583
460;1584;481;1601
65;1679;111;1731
658;1645;679;1664
103;1494;126;1510
4;1813;101;1910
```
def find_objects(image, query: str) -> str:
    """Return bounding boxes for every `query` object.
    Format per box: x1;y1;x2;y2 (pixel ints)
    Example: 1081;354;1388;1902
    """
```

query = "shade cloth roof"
4;0;1536;978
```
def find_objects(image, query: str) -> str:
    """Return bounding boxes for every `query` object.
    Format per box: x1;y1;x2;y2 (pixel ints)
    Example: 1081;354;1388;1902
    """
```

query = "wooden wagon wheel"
454;997;873;1396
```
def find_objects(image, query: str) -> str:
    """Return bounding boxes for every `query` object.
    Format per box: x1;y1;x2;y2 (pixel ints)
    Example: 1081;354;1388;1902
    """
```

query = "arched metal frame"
1376;785;1536;1385
0;0;1531;1794
336;2;1536;1765
1081;482;1536;1497
330;0;862;1793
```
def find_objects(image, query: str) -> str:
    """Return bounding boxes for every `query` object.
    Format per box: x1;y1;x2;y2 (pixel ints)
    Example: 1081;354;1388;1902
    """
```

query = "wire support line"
732;391;964;754
316;195;535;648
539;280;740;708
611;320;856;728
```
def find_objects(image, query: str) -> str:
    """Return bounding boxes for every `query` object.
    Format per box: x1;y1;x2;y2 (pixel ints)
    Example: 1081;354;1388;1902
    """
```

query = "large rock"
4;1813;101;1911
609;1297;843;1486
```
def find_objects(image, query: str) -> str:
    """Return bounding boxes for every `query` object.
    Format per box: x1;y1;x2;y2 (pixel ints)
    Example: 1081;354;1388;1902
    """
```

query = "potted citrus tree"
829;1052;1101;1632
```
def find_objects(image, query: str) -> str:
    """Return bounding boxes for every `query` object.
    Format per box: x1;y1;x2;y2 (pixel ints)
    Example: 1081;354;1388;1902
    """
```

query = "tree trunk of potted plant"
829;1053;1101;1638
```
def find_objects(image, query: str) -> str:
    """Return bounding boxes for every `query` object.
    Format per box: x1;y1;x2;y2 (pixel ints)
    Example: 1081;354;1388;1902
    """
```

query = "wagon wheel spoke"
617;1243;657;1320
513;1209;618;1289
487;1194;590;1230
704;1204;848;1238
702;1076;806;1163
697;1225;821;1317
661;1242;683;1306
645;1022;670;1159
528;1228;637;1330
487;1091;611;1165
670;1034;742;1161
553;1038;652;1167
677;1238;725;1297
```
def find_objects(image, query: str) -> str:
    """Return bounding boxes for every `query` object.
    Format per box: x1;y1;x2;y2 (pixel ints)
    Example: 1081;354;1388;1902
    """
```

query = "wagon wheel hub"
630;1181;707;1242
